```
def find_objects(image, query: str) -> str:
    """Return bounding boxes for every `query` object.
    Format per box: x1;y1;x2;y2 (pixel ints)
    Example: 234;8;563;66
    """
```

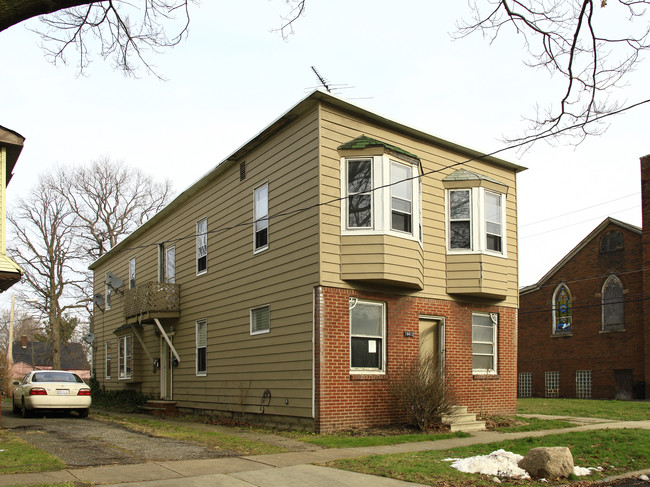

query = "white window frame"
250;305;270;335
165;245;175;283
129;257;136;289
105;341;112;380
552;283;572;335
196;319;207;376
118;334;133;380
105;279;112;311
254;183;269;253
446;188;507;257
196;218;208;275
349;299;386;374
472;312;498;375
341;156;422;243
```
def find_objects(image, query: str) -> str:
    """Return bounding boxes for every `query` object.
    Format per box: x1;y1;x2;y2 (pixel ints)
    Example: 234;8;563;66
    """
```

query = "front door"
419;317;444;371
160;338;173;400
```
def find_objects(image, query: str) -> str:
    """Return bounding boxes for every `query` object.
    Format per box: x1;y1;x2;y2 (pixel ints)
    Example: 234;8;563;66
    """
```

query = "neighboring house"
518;154;650;401
11;338;91;380
89;90;525;432
0;125;24;292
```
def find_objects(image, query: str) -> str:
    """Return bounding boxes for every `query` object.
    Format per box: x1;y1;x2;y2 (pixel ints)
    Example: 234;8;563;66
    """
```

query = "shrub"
91;383;152;413
391;354;455;431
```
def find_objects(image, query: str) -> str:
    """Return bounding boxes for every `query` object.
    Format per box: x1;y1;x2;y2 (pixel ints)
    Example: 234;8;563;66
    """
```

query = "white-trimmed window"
545;371;560;397
518;372;532;398
552;283;572;334
165;246;175;283
196;319;207;376
447;188;506;255
254;183;269;252
472;312;497;374
250;305;270;335
118;334;133;380
342;156;421;241
196;218;208;275
350;299;386;372
602;275;624;330
105;341;112;380
129;258;136;289
105;278;112;311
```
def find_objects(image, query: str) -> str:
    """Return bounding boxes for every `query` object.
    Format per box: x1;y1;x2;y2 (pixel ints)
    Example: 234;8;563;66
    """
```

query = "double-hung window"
342;155;421;241
196;218;208;275
254;183;269;252
196;319;207;376
118;334;132;380
129;258;136;289
350;299;385;372
105;341;112;379
446;185;506;255
472;312;497;374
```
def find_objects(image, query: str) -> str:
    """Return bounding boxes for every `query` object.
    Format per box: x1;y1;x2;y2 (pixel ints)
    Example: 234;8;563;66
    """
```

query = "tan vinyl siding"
318;102;519;308
92;107;321;419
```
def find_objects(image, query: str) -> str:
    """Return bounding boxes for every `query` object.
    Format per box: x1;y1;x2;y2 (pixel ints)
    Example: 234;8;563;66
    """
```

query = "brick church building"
518;154;650;400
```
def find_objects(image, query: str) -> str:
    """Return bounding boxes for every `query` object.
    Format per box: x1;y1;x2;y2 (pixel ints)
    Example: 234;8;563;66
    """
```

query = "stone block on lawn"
518;447;574;479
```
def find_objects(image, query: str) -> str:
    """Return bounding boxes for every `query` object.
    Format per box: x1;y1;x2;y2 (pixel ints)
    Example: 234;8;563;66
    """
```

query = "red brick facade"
314;286;517;432
518;155;650;400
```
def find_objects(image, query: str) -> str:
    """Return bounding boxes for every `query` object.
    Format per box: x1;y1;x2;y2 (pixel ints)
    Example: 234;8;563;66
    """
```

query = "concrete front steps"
441;406;486;432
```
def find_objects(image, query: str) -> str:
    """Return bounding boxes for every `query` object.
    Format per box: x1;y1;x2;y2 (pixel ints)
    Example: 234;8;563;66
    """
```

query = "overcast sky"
1;0;647;309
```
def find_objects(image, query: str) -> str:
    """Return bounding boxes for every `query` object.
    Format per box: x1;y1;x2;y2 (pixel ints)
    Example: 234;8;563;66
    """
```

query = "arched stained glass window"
553;284;572;334
602;275;624;330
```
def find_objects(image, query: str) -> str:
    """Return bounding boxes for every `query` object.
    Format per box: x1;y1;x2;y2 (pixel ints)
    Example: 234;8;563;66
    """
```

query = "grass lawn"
289;430;472;448
518;398;650;421
326;428;650;486
0;430;65;475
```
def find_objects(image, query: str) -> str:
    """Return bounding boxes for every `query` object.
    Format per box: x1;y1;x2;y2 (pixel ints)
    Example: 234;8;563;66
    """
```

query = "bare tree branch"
455;0;650;144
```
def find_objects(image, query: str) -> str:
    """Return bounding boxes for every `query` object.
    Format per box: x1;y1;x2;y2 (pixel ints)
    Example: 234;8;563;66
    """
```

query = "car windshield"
32;372;83;383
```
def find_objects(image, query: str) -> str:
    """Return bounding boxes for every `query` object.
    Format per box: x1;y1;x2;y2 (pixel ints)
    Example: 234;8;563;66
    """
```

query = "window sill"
447;249;507;259
350;373;387;380
599;328;625;334
551;333;573;338
472;373;500;380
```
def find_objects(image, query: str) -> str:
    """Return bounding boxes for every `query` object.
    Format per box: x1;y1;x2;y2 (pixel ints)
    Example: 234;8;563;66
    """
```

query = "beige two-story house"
89;91;525;432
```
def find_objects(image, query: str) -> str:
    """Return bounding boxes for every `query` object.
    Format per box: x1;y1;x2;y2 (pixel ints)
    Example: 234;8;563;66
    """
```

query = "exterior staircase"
440;406;486;432
139;400;177;417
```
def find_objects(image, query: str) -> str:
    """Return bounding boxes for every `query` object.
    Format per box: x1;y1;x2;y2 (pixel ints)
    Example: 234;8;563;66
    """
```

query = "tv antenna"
311;66;332;93
308;66;354;95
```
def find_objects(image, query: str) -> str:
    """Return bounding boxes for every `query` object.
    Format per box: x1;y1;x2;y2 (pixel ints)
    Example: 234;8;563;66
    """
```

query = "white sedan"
12;370;92;418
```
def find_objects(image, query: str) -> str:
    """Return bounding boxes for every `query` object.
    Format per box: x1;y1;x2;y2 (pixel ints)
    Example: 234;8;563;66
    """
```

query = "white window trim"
250;305;271;335
472;312;498;375
349;299;387;375
129;257;136;289
552;283;572;335
196;319;207;376
446;187;507;257
341;155;422;244
105;341;112;380
105;279;112;311
165;245;175;284
196;218;208;276
118;334;132;380
253;183;269;253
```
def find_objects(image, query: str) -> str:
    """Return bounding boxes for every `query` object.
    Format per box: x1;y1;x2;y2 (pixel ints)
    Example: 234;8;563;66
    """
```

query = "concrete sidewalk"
1;418;649;486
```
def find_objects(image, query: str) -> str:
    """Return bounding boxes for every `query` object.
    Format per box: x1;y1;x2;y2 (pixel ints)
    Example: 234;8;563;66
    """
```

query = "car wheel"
12;396;20;414
21;398;31;418
78;408;89;418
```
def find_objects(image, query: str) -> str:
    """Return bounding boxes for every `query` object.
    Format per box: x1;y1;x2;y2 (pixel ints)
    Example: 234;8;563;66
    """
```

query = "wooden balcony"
124;282;180;324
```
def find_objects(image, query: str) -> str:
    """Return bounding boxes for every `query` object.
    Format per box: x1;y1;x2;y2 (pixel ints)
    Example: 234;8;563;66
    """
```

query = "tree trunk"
0;0;92;32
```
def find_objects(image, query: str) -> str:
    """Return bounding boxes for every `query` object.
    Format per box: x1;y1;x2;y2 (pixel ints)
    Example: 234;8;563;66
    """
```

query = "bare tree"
7;176;88;369
51;157;173;260
0;308;42;356
455;0;650;144
0;1;192;77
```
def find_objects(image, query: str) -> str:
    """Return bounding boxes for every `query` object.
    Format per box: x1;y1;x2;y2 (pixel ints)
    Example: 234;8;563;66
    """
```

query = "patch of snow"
444;449;530;479
574;466;603;476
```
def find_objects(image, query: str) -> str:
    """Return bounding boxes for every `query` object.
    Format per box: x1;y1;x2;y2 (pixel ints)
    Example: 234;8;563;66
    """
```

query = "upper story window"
196;218;208;275
600;230;624;253
444;169;508;256
552;283;572;334
254;183;269;252
129;258;136;289
250;305;270;335
339;137;422;242
165;246;175;283
105;276;112;311
602;275;624;331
